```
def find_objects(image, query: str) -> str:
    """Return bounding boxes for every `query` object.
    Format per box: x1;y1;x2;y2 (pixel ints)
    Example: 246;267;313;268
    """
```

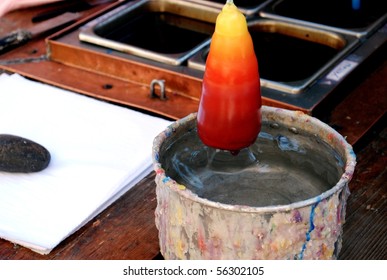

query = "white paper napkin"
0;74;171;254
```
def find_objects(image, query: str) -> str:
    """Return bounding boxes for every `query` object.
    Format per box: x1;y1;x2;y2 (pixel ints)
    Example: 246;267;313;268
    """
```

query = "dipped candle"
197;0;261;153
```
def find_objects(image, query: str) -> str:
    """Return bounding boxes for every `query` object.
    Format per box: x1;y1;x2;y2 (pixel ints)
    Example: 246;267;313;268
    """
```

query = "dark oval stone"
0;134;51;173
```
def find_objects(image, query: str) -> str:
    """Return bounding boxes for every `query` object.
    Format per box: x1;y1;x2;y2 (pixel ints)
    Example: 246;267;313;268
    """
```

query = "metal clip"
150;79;166;100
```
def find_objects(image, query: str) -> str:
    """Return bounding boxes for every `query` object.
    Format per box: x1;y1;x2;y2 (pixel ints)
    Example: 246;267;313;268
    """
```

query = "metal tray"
260;0;387;38
79;0;220;65
188;19;359;93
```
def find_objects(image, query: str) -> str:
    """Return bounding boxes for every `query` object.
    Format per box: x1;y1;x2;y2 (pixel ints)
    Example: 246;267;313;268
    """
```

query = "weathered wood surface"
340;127;387;260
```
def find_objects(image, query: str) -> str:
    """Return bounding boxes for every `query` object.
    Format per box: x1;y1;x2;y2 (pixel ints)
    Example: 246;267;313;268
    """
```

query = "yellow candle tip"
215;1;248;36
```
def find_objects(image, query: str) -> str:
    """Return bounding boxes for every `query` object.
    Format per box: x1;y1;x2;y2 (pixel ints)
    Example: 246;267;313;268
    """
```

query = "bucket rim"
152;106;356;213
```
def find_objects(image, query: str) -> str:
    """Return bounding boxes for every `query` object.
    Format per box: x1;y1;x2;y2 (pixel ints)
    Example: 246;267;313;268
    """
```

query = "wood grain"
340;127;387;260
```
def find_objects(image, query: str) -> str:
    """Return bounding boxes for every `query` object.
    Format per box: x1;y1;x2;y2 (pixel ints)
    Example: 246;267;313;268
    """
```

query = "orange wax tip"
215;1;248;36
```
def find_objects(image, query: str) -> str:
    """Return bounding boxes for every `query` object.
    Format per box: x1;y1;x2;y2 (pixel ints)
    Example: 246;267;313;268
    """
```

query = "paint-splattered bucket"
152;106;356;259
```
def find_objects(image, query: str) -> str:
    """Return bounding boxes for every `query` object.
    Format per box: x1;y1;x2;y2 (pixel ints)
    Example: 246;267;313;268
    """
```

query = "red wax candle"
197;0;261;153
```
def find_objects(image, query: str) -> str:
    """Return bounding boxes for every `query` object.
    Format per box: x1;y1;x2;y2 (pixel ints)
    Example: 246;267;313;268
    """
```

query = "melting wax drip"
197;0;261;154
298;198;321;259
205;147;258;172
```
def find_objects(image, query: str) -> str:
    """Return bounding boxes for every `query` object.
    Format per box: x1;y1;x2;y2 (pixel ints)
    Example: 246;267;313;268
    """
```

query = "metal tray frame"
46;0;386;116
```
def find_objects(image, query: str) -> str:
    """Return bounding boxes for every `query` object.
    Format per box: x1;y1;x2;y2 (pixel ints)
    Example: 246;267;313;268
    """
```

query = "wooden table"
0;2;386;260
